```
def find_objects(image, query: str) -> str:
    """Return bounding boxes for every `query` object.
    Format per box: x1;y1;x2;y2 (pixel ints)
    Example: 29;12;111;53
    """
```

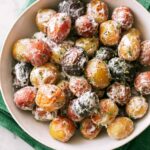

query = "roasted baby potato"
118;28;141;61
32;106;57;121
75;15;98;37
47;13;71;43
108;57;137;83
51;40;74;64
49;117;76;142
61;46;88;76
67;99;84;122
91;99;119;126
57;80;74;101
100;20;121;46
30;63;59;88
126;96;148;119
35;84;66;112
107;117;134;140
87;0;109;23
134;71;150;95
14;86;37;110
80;118;101;139
69;76;91;97
12;39;31;62
139;40;150;66
112;6;134;30
68;92;99;118
75;37;99;56
107;82;131;105
86;58;111;89
27;39;52;67
58;0;85;22
36;9;56;33
96;47;117;62
12;62;32;89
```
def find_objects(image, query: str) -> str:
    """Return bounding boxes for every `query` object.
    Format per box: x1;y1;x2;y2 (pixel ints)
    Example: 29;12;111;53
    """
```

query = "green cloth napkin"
0;0;150;150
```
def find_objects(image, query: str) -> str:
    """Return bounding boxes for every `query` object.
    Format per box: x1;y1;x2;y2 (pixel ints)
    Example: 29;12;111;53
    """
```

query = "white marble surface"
0;0;33;149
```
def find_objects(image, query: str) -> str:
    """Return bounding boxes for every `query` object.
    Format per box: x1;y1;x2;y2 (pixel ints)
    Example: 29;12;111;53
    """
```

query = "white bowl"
0;0;150;150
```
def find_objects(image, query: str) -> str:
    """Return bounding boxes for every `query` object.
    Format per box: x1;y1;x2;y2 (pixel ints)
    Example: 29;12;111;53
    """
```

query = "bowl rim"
0;0;150;150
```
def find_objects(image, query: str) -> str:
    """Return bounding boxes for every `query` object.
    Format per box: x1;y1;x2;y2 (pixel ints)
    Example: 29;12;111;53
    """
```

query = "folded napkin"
0;0;150;150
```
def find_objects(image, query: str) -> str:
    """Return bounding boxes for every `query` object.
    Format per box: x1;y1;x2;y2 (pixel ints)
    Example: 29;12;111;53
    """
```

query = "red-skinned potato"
27;39;51;67
118;28;141;61
47;13;71;43
112;6;134;30
14;86;37;110
139;40;150;66
134;71;150;95
75;15;98;37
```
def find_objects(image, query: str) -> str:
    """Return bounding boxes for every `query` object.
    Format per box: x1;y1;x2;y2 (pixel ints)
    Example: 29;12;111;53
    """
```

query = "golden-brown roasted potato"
118;28;141;61
85;58;111;89
100;20;121;46
12;39;31;62
75;37;99;56
107;117;134;140
30;63;59;88
36;9;56;33
87;0;109;23
35;84;66;112
80;118;101;139
126;96;148;119
91;99;119;126
49;116;76;142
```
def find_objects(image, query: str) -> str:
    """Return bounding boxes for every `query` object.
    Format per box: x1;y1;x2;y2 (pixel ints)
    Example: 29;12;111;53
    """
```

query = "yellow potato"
85;58;111;89
49;117;75;142
118;28;141;61
100;20;121;46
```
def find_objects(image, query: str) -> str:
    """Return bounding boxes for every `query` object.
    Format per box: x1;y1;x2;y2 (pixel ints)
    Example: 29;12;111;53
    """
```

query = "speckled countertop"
0;0;33;149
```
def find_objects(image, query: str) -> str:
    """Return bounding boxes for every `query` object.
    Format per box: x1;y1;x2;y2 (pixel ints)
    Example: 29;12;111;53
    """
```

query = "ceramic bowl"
0;0;150;150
